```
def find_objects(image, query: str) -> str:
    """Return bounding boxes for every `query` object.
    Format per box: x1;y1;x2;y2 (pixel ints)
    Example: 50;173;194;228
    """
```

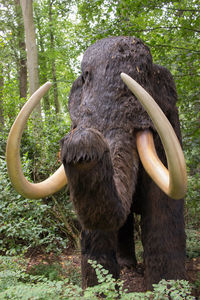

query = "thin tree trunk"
51;61;59;113
15;0;27;100
18;39;27;99
0;64;4;131
35;9;50;111
20;0;41;116
20;0;42;182
49;0;60;113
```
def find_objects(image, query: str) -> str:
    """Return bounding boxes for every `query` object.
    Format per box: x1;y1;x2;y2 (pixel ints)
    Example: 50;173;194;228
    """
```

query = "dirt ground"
120;258;200;297
26;250;200;298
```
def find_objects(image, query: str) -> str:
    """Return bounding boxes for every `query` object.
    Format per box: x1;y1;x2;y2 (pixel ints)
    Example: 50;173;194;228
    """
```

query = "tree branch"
142;26;200;33
149;44;200;53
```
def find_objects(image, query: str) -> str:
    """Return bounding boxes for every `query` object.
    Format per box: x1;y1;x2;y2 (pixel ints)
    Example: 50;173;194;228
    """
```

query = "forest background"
0;0;199;298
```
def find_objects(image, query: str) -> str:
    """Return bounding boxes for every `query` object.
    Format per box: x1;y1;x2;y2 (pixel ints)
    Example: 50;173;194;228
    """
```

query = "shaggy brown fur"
61;36;186;290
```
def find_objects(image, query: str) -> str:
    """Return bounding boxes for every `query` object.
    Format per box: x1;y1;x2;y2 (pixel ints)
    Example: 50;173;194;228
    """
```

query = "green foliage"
0;153;69;255
0;255;82;299
0;278;73;300
28;263;63;282
22;110;70;182
0;111;78;255
186;229;200;259
28;261;81;285
87;261;195;299
194;272;200;296
152;279;195;300
0;257;195;299
185;175;200;228
60;261;82;286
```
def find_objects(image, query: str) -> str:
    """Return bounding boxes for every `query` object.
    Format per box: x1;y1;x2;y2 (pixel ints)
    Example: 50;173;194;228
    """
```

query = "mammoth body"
6;36;186;290
60;37;186;289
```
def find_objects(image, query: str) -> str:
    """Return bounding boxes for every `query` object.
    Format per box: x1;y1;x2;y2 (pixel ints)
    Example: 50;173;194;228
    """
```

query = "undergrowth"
186;229;200;258
0;256;195;299
0;155;78;256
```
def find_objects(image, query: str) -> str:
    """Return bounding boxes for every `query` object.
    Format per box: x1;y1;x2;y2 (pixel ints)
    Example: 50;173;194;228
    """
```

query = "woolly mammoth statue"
6;37;187;290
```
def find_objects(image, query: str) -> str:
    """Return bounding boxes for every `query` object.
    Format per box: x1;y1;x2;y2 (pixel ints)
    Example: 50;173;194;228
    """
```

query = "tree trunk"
15;0;27;100
20;0;41;115
0;64;4;131
18;39;27;99
35;8;50;111
51;60;59;113
20;0;42;182
49;0;60;113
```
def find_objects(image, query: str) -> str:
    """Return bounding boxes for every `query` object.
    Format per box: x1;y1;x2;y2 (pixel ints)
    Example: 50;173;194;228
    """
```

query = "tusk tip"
121;73;137;87
45;81;52;88
120;72;126;80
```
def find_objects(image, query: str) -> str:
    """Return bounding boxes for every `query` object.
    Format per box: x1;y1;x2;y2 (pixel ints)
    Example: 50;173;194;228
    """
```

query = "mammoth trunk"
61;127;139;231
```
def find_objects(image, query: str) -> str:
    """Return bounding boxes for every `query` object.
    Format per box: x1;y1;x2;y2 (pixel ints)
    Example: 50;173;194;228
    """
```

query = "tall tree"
20;0;40;101
14;0;27;99
0;64;4;131
34;7;50;111
20;0;42;183
49;0;60;113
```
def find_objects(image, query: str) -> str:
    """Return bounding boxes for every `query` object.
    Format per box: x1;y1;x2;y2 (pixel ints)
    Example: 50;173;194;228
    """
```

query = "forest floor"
120;257;200;297
26;249;200;298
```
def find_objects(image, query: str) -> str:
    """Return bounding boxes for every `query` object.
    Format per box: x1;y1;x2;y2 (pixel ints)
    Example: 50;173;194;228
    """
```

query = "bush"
194;272;200;296
0;155;73;254
186;229;200;259
28;261;81;285
0;257;195;299
185;174;200;229
0;112;78;255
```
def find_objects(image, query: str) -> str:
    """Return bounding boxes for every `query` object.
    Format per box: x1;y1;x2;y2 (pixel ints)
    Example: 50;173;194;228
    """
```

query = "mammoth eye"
83;70;91;82
81;72;88;84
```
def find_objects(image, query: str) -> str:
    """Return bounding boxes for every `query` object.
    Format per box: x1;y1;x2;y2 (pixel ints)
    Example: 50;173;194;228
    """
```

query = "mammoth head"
6;37;187;200
69;37;154;131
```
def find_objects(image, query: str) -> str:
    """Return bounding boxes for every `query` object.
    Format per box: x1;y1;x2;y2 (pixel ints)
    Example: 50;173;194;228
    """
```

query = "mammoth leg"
117;206;137;268
138;174;186;289
81;229;119;289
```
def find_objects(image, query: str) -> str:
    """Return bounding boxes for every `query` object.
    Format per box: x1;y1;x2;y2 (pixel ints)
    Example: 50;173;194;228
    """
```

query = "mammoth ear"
121;73;187;200
6;83;67;199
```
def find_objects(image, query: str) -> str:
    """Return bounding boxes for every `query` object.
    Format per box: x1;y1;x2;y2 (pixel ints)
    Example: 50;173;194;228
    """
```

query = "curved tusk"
121;73;187;199
136;130;170;195
6;82;67;199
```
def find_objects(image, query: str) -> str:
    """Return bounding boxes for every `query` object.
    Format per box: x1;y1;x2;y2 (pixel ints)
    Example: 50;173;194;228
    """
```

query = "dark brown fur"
60;37;186;290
